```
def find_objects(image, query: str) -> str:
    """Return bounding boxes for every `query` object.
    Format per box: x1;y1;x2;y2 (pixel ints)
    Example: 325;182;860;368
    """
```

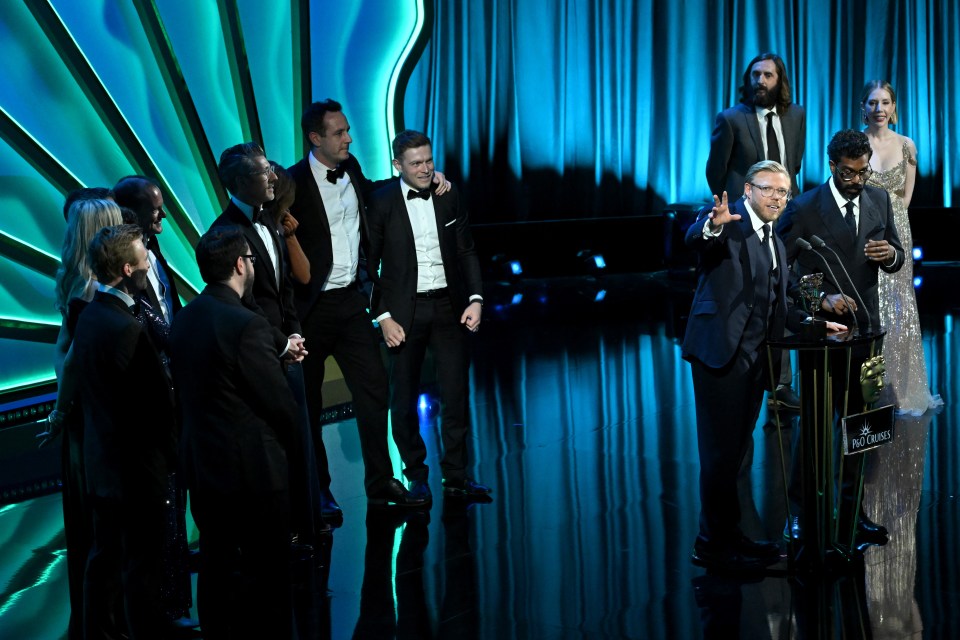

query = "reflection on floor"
0;269;957;639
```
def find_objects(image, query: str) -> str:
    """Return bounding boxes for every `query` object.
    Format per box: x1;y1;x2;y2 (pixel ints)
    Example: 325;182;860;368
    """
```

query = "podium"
766;330;885;569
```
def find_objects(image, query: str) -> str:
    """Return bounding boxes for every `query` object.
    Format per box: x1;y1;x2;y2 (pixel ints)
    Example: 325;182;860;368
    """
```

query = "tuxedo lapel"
226;204;280;294
857;188;882;244
816;184;856;260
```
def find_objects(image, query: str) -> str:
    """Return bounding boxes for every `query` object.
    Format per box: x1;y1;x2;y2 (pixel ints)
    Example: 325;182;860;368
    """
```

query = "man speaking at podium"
776;129;904;545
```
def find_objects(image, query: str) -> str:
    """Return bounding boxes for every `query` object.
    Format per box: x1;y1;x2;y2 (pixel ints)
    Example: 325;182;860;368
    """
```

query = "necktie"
407;188;431;201
761;224;773;273
765;112;781;164
251;206;263;224
326;166;345;184
844;201;857;237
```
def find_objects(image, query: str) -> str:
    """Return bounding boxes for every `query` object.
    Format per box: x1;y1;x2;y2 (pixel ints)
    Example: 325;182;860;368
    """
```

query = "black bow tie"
407;188;431;201
326;166;345;184
251;206;263;224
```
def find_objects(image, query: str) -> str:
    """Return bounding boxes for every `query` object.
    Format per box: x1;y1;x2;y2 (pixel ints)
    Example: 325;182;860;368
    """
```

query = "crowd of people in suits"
686;52;936;573
42;99;491;639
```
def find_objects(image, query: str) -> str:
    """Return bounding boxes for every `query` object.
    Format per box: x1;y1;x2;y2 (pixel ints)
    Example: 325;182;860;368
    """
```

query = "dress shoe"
768;384;801;410
408;479;433;505
783;516;802;541
735;535;781;559
368;478;429;507
855;516;889;546
442;477;491;496
319;488;342;519
692;540;778;573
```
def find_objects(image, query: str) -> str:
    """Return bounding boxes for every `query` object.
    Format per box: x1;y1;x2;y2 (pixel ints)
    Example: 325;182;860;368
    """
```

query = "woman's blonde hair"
54;198;123;315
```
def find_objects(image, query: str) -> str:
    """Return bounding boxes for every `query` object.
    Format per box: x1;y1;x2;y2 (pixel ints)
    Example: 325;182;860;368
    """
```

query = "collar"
230;196;258;222
755;105;778;118
828;178;860;210
309;151;339;174
97;282;136;308
743;198;770;235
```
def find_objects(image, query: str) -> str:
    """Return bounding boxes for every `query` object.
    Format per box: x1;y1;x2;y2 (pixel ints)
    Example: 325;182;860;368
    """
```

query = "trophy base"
801;317;827;340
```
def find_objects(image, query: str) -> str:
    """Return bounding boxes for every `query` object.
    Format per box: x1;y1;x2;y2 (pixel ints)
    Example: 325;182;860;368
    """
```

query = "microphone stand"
795;238;860;336
808;235;873;335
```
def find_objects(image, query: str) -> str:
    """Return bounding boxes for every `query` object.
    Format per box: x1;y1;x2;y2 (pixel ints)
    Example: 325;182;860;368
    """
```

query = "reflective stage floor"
1;267;957;639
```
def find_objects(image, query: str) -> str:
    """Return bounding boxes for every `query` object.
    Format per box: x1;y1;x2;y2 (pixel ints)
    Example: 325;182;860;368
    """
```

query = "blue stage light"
913;246;923;261
510;260;523;275
418;394;430;413
913;276;923;288
592;254;606;269
594;289;607;301
511;293;523;305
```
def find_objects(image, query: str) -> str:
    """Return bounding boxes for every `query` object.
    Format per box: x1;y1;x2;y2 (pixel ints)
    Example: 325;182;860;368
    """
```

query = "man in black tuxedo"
682;161;797;571
210;142;324;542
706;52;807;411
287;100;439;513
169;226;299;639
367;130;489;501
73;224;177;638
112;176;182;323
777;129;904;544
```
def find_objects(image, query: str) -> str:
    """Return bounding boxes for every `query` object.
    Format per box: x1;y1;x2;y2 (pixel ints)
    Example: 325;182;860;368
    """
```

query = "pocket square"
444;219;457;227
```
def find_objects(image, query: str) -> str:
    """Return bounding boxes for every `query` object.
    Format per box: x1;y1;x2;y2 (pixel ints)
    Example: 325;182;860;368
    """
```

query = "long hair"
54;198;123;315
739;52;793;112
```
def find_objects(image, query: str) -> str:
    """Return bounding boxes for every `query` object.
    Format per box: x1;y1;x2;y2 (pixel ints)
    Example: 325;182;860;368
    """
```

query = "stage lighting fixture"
490;254;524;279
511;293;524;305
913;276;923;288
594;289;607;302
577;249;607;274
913;246;923;261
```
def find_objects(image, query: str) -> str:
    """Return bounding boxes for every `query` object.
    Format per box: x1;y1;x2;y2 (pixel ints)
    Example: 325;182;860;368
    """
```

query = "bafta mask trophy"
860;355;886;405
799;273;827;339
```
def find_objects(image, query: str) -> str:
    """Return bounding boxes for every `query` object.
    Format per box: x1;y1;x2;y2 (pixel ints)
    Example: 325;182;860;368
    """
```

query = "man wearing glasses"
706;53;807;410
682;160;794;572
776;129;904;546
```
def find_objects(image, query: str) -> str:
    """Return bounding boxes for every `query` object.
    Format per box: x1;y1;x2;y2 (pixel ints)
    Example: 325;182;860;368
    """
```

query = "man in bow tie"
72;224;177;638
366;129;490;502
287;101;449;513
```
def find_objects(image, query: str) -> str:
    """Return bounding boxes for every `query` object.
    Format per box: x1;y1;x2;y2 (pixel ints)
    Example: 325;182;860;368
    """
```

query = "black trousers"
84;491;168;640
284;362;325;538
388;296;471;483
299;287;393;495
191;488;292;640
690;348;766;548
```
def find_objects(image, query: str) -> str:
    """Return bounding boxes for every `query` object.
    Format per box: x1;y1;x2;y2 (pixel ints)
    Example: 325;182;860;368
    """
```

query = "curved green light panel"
0;0;426;397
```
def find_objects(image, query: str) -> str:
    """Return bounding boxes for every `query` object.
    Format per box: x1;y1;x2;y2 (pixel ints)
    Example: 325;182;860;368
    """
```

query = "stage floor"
0;268;957;639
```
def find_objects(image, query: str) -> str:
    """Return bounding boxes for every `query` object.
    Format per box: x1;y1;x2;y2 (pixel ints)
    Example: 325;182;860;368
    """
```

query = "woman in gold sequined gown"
862;80;942;416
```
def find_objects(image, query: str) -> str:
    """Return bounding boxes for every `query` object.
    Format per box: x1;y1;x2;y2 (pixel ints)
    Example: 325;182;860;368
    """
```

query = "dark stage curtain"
403;0;960;223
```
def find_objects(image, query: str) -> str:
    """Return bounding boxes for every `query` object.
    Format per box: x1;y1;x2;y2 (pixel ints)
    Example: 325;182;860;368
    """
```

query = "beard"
752;83;778;108
242;268;255;297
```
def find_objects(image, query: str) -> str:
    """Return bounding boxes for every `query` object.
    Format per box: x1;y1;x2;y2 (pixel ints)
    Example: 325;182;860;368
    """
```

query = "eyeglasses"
241;254;257;264
836;167;873;182
251;166;276;178
749;183;791;200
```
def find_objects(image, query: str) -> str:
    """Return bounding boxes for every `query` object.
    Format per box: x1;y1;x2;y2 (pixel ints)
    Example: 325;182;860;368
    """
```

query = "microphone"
808;235;873;335
795;238;860;335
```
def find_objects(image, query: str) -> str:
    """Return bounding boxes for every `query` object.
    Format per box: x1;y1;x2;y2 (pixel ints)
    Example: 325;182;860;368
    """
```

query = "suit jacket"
776;181;904;331
73;291;177;500
210;201;300;353
681;198;789;370
287;153;392;318
366;182;483;330
706;102;806;199
169;283;298;500
141;236;182;319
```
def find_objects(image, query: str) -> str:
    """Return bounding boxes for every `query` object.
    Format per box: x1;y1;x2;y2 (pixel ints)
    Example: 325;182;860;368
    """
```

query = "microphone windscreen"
796;238;812;250
809;235;827;248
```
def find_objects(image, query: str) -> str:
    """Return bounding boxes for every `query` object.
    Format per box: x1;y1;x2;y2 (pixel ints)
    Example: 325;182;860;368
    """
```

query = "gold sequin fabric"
869;143;942;415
